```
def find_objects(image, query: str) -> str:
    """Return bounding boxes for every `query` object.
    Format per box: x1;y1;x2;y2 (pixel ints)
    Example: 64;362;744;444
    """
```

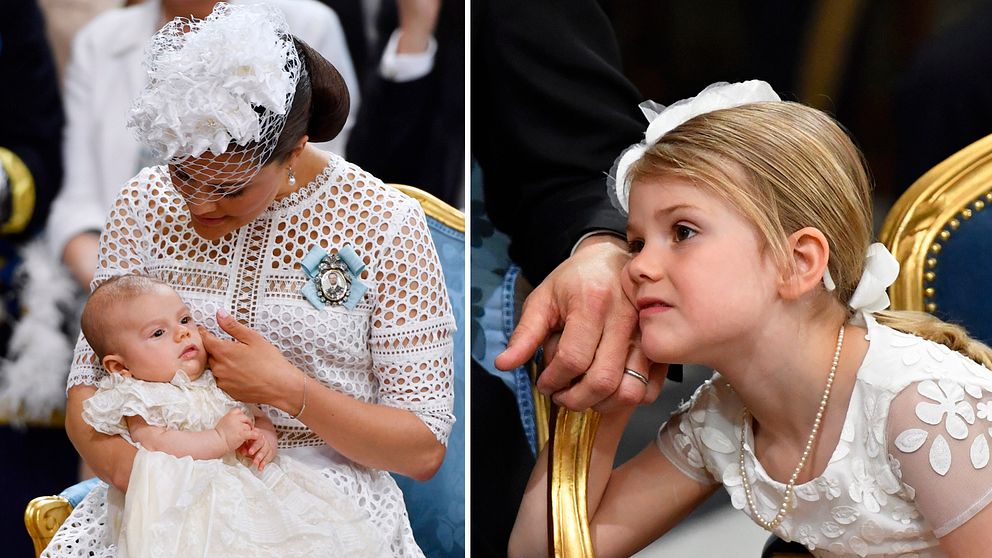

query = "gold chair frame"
24;184;463;557
24;496;72;557
879;133;992;312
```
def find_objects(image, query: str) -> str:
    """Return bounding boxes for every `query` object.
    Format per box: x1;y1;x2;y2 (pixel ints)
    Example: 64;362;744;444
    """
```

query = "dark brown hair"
269;38;350;162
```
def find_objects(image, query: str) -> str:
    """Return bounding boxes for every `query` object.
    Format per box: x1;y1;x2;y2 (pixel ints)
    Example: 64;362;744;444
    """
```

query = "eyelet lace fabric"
53;154;454;557
656;314;992;557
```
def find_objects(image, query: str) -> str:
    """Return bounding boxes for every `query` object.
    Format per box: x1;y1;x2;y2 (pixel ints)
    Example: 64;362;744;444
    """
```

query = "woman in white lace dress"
510;81;992;557
48;5;453;557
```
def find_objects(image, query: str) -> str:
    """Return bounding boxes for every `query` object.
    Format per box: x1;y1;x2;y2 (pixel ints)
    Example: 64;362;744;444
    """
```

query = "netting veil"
127;2;302;204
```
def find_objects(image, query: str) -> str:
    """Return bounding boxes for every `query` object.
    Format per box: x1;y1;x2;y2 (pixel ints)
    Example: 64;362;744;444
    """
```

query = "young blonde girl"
510;81;992;558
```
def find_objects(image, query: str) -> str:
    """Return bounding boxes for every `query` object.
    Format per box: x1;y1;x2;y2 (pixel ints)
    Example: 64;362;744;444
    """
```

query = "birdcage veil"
127;2;302;204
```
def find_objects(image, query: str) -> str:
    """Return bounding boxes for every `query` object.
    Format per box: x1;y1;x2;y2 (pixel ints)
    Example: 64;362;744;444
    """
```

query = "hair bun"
293;38;349;142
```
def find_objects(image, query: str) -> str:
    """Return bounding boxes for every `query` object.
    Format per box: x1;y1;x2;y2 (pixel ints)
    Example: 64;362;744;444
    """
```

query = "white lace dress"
658;314;992;557
44;154;455;558
79;370;387;558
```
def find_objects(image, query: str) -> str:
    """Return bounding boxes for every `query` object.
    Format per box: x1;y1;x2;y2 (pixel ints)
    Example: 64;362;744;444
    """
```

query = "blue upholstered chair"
24;184;465;558
389;185;466;558
880;133;992;345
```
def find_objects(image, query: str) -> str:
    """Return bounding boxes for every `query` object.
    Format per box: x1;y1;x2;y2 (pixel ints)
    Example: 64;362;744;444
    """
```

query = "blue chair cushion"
59;477;100;508
930;207;992;345
391;215;465;558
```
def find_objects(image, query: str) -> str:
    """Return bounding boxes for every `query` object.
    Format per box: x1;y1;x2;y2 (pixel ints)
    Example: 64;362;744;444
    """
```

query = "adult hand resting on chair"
495;234;658;411
541;329;667;413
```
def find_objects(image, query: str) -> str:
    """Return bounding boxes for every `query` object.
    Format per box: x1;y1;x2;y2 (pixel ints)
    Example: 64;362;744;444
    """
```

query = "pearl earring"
288;167;296;187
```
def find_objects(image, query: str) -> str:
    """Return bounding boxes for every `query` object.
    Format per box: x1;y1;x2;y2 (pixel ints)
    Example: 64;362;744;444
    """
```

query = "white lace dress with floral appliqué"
75;370;387;558
658;314;992;557
43;155;455;558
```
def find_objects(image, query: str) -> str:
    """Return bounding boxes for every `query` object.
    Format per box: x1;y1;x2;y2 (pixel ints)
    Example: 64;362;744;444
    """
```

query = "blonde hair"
627;101;992;367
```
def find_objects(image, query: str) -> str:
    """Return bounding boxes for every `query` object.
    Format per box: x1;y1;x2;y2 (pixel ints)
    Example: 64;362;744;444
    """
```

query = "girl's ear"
780;226;830;300
102;355;131;377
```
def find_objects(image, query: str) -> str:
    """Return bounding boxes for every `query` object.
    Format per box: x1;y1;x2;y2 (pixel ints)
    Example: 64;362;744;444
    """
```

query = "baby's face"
108;286;208;382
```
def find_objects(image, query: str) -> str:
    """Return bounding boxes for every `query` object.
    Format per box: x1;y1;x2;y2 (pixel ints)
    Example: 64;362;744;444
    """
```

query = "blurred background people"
0;1;74;556
347;0;465;208
36;0;123;82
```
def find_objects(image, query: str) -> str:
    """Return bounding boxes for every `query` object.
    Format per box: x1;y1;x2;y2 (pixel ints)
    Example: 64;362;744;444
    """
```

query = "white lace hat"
127;2;302;204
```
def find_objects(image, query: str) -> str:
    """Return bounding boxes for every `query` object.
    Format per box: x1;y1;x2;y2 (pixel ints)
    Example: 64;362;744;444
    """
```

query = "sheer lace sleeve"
887;377;992;537
657;403;720;486
66;172;153;389
369;197;456;445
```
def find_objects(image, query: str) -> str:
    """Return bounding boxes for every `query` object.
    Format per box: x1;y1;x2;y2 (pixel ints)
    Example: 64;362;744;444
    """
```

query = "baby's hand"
215;408;253;452
239;425;278;471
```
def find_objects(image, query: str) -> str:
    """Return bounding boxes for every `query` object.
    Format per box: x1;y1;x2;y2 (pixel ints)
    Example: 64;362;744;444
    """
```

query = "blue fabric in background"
468;166;539;454
931;207;992;345
392;214;465;557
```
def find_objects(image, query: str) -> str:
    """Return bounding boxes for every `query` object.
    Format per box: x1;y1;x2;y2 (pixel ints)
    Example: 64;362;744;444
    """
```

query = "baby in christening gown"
76;274;387;558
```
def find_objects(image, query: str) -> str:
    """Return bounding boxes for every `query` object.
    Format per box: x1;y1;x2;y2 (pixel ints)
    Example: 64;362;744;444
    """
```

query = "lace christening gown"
44;154;455;558
80;370;387;558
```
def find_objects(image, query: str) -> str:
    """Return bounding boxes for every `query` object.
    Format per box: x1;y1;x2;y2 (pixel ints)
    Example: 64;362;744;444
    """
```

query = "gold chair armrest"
880;133;992;313
25;495;72;557
388;183;465;232
549;408;601;557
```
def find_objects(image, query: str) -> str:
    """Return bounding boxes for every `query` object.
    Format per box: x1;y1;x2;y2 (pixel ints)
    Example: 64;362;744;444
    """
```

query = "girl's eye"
180;316;192;325
674;225;698;242
152;329;165;338
626;239;644;254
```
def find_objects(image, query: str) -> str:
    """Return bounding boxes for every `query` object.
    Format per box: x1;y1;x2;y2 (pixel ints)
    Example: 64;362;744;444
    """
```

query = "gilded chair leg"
549;407;601;557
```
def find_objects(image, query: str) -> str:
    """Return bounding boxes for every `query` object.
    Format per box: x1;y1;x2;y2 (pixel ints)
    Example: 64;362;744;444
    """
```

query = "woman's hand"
199;309;303;413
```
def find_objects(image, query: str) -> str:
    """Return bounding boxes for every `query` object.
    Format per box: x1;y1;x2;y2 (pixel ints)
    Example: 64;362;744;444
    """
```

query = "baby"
76;275;386;558
80;274;272;469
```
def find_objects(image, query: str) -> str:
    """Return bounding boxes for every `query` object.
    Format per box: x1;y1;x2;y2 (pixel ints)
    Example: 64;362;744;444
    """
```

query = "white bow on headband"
608;80;781;214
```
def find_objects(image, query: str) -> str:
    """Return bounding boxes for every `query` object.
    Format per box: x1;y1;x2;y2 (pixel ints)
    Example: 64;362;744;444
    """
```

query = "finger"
536;294;613;395
216;308;262;345
588;341;652;413
641;362;669;404
550;304;637;408
198;325;229;354
494;289;557;371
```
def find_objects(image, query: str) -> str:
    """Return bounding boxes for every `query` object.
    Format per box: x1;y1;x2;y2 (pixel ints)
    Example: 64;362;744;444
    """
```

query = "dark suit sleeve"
0;0;64;239
472;0;643;284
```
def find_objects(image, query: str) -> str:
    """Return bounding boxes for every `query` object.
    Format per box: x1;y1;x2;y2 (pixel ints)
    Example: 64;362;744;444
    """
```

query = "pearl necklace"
738;325;845;531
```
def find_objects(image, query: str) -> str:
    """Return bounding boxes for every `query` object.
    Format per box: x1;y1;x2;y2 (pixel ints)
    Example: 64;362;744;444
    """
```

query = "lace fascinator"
127;2;302;203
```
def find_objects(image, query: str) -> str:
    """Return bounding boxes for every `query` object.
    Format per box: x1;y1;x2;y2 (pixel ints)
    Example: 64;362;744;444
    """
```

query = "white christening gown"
80;370;387;558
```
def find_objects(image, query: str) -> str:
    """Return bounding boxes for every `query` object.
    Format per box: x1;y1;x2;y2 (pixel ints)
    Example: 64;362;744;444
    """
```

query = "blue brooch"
300;245;367;310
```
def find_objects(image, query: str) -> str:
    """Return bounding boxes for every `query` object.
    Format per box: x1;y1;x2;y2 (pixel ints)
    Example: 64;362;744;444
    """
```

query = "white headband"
607;80;781;214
